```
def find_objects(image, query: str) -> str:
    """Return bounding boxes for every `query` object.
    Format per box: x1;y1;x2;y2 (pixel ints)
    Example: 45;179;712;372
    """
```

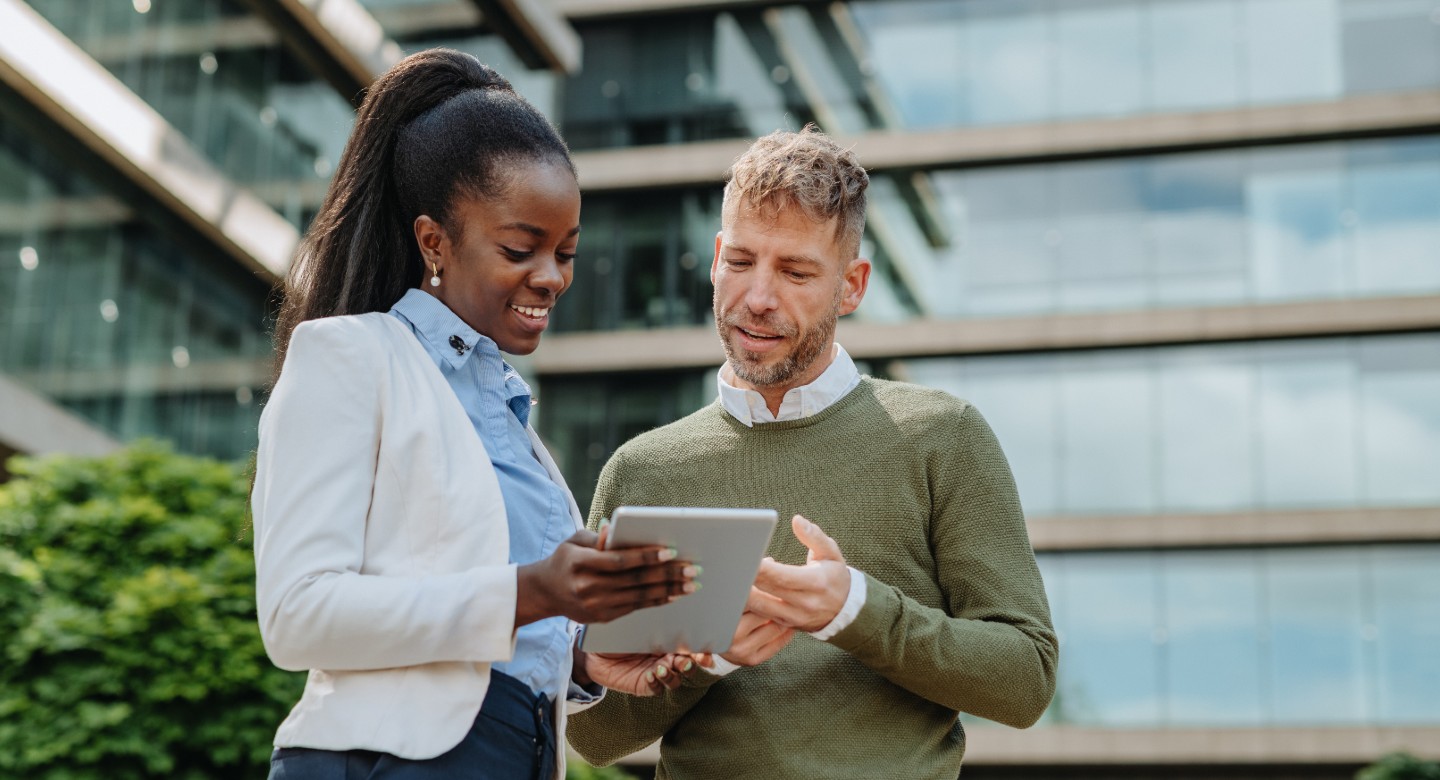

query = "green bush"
0;443;650;779
1358;753;1440;780
0;443;303;779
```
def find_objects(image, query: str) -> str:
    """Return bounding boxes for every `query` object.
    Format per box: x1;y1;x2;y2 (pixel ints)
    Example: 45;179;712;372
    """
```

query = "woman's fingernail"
655;664;668;678
683;582;697;594
658;548;678;562
684;565;703;577
681;658;694;672
645;672;655;684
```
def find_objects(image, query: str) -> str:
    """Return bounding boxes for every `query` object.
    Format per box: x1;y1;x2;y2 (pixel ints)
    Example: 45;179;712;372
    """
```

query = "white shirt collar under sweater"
717;343;861;427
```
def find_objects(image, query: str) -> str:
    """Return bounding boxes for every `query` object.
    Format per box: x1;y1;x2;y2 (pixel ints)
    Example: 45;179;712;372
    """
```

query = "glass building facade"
5;0;1438;774
560;0;1440;148
0;114;271;460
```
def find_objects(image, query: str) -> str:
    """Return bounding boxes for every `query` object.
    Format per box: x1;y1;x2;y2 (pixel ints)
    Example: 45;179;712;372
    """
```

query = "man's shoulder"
861;377;974;426
608;402;731;463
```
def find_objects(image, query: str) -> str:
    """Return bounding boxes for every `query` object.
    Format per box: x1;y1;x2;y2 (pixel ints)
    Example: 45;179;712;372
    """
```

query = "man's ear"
710;231;724;285
838;257;871;316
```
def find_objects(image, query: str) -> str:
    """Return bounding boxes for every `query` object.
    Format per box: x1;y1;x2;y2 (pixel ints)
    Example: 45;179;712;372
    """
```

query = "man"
568;127;1057;779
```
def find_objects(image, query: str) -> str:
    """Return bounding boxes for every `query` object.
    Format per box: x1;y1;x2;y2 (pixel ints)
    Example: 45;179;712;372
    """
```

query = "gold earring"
429;260;441;288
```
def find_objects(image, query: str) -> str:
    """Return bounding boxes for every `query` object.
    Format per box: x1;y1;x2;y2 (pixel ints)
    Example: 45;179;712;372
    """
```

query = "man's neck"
722;343;839;416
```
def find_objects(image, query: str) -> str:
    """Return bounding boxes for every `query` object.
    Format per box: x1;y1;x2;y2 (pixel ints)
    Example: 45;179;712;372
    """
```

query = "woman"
251;49;698;779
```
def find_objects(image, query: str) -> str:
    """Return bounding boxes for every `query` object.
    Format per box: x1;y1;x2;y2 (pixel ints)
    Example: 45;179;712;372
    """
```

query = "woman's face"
419;160;581;355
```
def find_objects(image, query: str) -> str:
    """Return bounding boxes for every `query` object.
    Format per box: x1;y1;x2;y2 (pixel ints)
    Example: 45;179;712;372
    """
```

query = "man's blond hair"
722;125;869;260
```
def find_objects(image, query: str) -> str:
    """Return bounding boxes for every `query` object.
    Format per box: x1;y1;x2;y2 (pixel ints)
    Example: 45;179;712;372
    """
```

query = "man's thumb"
793;515;844;563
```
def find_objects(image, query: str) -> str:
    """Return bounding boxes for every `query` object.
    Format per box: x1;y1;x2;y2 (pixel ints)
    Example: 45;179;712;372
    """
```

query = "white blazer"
252;312;587;774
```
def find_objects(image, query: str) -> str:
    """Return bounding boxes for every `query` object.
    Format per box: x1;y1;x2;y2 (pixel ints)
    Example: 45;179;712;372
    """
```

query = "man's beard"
716;290;841;389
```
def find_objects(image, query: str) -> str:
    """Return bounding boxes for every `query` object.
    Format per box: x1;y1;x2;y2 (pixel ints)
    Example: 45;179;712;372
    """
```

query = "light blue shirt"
388;289;577;702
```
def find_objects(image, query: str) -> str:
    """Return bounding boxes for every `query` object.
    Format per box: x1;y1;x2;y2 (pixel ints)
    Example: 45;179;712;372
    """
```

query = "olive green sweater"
568;378;1058;780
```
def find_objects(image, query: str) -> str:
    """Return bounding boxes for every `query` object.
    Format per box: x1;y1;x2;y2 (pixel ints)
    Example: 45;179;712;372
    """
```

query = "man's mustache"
720;313;797;338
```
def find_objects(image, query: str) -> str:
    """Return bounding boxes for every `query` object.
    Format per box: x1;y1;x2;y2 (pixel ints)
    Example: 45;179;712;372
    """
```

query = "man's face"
711;200;870;393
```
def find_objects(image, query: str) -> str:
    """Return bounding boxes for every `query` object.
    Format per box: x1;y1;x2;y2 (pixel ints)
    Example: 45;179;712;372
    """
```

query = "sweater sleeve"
826;403;1058;728
566;450;722;765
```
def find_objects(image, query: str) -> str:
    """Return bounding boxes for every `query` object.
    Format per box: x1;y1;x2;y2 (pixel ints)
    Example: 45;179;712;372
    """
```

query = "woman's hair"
271;48;574;371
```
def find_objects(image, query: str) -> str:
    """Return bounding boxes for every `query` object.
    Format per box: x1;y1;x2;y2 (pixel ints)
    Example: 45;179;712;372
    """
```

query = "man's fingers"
793;515;844;563
752;558;816;593
569;529;601;549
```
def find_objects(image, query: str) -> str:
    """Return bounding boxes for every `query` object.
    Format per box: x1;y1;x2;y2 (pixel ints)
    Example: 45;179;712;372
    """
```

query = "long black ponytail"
272;48;573;372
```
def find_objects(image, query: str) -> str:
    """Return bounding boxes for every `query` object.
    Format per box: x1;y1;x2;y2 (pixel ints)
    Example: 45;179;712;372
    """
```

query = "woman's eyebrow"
498;222;582;238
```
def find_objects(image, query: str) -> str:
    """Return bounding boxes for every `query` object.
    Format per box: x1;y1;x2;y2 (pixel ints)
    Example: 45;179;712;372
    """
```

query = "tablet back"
580;506;778;655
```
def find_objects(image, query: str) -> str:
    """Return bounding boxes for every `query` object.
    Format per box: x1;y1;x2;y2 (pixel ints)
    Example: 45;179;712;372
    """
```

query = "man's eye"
725;258;751;268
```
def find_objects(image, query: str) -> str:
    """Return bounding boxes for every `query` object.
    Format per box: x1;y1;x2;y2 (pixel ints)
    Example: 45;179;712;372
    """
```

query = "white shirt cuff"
809;566;867;641
707;654;742;677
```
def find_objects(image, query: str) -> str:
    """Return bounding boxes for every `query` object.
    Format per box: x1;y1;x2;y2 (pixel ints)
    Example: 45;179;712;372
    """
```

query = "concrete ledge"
964;725;1440;766
10;358;273;398
573;91;1440;191
533;295;1440;374
1029;507;1440;552
592;726;1440;769
0;374;120;457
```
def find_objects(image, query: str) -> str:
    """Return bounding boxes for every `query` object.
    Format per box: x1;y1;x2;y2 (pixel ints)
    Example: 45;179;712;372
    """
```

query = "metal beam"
0;0;298;282
0;374;120;459
469;0;582;74
531;295;1440;374
236;0;403;106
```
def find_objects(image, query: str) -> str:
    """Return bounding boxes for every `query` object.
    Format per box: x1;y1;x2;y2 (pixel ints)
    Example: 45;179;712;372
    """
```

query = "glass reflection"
901;334;1440;516
0;113;269;460
1040;544;1440;728
577;136;1440;332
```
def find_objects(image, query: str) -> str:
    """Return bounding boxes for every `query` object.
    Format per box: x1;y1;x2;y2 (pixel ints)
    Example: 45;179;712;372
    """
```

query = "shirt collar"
716;343;861;428
389;288;496;371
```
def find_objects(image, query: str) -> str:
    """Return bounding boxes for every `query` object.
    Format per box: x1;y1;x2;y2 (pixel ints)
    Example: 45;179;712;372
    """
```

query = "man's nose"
744;273;779;313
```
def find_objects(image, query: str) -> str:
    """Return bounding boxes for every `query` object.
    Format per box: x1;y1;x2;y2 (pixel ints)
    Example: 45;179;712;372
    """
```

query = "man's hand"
579;651;707;696
748;515;850;632
720;608;795;666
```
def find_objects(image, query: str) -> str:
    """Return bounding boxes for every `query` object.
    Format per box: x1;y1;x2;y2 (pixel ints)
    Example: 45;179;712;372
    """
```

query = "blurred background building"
2;0;1438;776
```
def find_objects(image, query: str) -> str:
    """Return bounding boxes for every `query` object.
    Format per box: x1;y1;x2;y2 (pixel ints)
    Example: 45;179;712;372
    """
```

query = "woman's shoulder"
292;311;401;342
283;312;408;375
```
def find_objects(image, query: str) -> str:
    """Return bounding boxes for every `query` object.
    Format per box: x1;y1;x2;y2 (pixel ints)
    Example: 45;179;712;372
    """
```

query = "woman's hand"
516;529;696;627
579;652;708;696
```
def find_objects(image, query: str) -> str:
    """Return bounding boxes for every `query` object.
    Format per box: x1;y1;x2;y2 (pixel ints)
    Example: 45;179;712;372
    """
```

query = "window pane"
1055;1;1144;118
1148;0;1243;111
1163;550;1264;725
1257;344;1360;507
1158;354;1256;511
1243;0;1343;104
1060;354;1156;513
1058;552;1163;725
1265;547;1369;724
1359;337;1440;505
1371;545;1440;722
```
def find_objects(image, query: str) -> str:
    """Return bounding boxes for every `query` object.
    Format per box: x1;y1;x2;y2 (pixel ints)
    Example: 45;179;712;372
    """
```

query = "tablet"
579;506;778;655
